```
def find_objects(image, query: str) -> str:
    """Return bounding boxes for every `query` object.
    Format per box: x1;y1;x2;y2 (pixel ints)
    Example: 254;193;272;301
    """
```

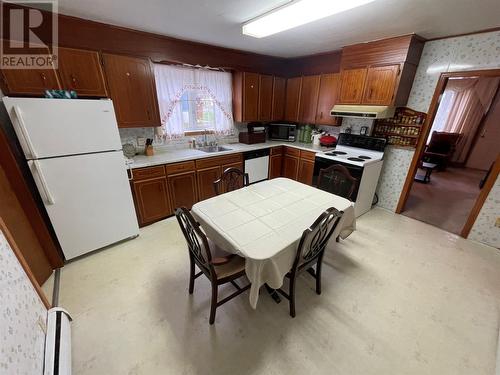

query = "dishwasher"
243;148;270;184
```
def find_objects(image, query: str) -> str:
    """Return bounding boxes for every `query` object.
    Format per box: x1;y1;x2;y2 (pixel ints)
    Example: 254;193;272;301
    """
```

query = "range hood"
330;105;396;119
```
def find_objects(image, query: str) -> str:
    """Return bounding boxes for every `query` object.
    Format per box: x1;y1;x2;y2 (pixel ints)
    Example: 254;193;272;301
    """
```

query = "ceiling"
56;0;500;58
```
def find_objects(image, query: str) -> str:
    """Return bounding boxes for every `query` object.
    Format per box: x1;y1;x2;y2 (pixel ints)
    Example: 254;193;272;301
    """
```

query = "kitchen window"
154;64;234;138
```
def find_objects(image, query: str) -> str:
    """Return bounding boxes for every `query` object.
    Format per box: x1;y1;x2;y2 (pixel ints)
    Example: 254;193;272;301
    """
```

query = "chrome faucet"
203;129;208;146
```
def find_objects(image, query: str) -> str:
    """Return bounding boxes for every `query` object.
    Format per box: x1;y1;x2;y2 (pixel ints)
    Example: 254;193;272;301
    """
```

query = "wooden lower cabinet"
197;166;221;201
282;155;299;180
269;154;283;179
297;159;314;185
132;177;171;226
168;171;198;211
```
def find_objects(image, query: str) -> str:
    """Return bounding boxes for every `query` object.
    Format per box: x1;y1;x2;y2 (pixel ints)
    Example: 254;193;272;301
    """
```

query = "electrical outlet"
136;137;146;147
495;217;500;228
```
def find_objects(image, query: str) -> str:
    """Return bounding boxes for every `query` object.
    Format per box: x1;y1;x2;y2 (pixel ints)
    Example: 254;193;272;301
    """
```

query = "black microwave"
268;123;296;142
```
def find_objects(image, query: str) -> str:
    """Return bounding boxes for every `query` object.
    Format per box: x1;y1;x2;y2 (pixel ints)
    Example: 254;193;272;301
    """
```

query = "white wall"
375;30;500;248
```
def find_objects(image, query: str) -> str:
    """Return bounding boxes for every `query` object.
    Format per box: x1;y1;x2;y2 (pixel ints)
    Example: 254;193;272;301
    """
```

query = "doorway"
397;70;500;236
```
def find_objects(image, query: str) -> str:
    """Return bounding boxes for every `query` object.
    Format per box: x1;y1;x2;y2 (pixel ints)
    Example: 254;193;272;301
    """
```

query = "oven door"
313;157;364;200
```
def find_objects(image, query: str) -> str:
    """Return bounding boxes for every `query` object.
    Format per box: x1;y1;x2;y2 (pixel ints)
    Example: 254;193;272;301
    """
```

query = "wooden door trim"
395;69;500;238
0;217;51;308
461;154;500;237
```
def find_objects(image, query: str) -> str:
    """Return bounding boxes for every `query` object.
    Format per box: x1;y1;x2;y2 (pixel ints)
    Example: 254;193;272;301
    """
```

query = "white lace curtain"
153;64;234;138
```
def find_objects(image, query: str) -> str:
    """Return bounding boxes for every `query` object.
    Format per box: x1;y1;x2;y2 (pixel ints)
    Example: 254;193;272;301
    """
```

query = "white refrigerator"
3;97;139;260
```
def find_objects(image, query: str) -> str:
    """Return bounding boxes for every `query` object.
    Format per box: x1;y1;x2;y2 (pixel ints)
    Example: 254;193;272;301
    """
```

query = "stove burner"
328;151;347;156
358;155;372;160
347;157;365;162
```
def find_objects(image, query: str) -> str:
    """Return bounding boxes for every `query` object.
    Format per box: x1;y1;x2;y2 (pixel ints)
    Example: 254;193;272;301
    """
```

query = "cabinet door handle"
70;74;77;84
40;73;47;82
126;72;130;77
146;109;151;120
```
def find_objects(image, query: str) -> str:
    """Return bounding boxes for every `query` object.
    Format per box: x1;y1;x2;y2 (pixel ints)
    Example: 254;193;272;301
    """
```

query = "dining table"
191;177;356;309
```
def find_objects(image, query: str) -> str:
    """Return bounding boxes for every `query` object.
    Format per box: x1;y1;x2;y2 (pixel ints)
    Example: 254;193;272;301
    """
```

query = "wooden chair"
422;131;461;170
213;167;250;195
175;207;250;325
317;164;357;200
276;207;344;317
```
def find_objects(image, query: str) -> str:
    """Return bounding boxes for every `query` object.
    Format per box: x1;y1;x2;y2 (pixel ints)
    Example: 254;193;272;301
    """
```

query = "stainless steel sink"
197;146;232;153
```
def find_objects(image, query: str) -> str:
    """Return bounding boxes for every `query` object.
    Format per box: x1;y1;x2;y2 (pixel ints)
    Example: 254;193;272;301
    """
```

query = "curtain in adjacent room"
430;76;499;163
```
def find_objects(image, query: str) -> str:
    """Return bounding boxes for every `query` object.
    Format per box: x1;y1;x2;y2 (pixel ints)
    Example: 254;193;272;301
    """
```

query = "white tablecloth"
191;178;356;308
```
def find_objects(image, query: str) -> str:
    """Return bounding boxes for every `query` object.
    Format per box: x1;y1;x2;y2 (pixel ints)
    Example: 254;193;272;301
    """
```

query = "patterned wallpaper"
469;175;500;248
375;30;500;248
0;230;47;374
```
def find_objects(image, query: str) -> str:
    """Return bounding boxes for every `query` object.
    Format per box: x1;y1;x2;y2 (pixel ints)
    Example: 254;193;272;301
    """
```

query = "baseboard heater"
44;307;72;375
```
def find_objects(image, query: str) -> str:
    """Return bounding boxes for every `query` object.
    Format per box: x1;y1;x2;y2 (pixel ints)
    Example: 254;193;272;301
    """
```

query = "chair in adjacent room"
317;164;357;200
276;207;344;317
175;207;250;325
422;131;461;170
213;167;250;195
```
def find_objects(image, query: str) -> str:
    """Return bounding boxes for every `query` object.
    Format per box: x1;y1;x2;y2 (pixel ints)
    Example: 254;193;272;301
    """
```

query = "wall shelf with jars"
373;107;427;147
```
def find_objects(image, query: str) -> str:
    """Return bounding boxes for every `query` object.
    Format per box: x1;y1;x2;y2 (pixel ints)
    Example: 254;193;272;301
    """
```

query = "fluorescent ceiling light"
243;0;376;38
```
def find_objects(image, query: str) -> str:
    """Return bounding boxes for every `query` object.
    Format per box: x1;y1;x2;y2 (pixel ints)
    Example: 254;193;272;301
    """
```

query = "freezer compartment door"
3;97;122;159
29;151;139;260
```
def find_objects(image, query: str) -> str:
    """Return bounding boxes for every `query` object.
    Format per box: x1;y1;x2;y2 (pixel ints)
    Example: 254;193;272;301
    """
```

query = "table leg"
265;284;281;304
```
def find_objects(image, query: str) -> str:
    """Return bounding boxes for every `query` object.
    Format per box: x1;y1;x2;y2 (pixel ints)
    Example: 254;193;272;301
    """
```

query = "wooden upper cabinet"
284;77;302;122
362;64;400;105
339;68;367;104
102;53;160;128
316;73;341;126
298;75;320;124
57;47;108;97
271;77;286;121
232;72;260;122
258;74;273;121
2;67;60;96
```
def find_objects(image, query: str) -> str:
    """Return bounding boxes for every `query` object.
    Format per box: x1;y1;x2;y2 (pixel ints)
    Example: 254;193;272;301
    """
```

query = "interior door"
29;151;139;260
3;97;122;159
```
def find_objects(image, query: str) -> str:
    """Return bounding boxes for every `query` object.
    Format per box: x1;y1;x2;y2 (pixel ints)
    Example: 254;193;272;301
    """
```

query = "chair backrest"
317;165;357;200
175;207;214;276
213;167;250;195
427;131;461;155
292;207;343;272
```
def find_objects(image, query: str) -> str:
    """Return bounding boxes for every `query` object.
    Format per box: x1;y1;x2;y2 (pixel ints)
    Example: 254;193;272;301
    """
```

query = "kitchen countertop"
128;141;334;169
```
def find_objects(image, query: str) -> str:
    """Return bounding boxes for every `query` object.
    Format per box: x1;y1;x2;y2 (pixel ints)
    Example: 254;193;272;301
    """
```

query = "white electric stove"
313;133;387;217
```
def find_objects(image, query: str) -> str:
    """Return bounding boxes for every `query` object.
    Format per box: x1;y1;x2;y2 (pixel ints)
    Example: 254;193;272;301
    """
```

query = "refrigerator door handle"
31;160;55;205
13;106;38;159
